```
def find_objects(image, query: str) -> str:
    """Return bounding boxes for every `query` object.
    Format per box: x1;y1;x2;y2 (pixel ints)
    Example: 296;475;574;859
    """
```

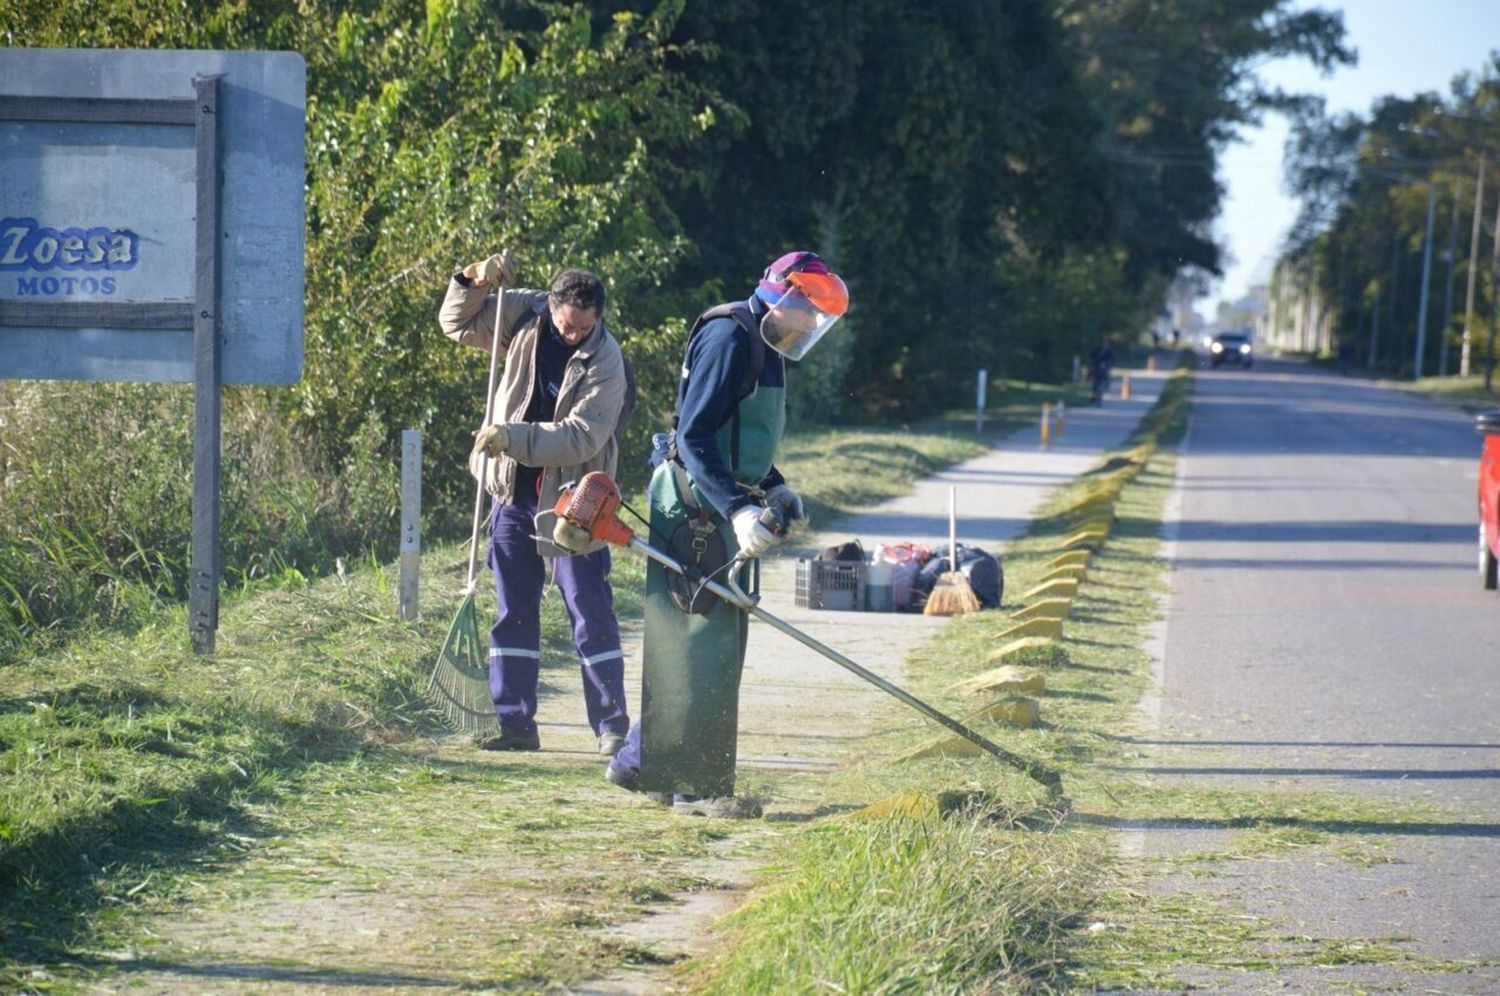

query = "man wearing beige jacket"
439;252;632;755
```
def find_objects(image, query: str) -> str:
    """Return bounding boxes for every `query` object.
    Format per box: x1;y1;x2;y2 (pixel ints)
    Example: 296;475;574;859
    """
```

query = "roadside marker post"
975;368;987;433
1040;402;1051;448
399;430;422;621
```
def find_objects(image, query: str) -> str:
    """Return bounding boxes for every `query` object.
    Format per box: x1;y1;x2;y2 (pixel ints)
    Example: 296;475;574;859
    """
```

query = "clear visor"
760;286;843;361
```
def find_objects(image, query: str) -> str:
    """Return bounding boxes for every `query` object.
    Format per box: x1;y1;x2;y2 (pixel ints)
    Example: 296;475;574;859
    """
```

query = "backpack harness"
666;301;766;473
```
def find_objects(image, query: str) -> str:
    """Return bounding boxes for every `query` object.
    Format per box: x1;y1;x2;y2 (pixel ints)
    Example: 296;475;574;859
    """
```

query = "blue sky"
1209;0;1499;313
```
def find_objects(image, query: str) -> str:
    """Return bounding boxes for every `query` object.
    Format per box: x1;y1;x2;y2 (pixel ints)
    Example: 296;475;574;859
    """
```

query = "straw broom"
925;485;982;616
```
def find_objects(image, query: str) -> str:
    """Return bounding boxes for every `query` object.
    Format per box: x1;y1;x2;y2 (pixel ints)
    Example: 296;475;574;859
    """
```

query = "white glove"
462;249;517;288
764;484;807;527
731;506;778;559
472;423;510;458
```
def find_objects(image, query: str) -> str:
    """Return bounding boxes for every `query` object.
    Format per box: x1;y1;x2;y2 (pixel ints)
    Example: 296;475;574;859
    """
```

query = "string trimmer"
551;472;1063;794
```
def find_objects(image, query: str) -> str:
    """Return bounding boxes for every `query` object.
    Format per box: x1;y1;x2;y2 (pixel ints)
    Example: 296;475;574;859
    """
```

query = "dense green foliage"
1;0;1347;651
1282;57;1500;379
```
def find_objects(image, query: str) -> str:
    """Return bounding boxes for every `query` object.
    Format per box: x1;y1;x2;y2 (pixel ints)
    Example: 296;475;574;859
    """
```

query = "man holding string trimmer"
439;250;633;756
601;251;848;819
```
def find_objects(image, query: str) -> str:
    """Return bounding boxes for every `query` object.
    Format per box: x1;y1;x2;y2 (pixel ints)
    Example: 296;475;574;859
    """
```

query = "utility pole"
1440;177;1462;376
1463;154;1486;377
1388;234;1401;370
1488;187;1500;391
1414;182;1437;379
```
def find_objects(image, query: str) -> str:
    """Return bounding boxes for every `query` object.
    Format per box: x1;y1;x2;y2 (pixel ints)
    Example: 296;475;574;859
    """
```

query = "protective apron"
639;367;785;796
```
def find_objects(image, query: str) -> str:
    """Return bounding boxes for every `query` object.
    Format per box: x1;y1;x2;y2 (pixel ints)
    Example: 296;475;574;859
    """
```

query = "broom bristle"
924;572;983;616
427;593;500;735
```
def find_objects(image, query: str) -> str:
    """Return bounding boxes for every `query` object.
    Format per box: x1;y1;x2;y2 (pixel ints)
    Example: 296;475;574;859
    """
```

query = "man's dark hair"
549;268;606;315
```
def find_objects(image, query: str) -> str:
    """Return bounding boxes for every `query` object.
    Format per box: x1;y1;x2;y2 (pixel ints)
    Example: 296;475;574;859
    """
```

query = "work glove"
763;484;807;529
552;517;593;554
462;249;517;288
731;506;779;560
472;423;511;459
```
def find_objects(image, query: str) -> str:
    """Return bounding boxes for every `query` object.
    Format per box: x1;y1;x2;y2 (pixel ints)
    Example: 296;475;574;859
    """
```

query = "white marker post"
399;430;422;621
975;369;987;433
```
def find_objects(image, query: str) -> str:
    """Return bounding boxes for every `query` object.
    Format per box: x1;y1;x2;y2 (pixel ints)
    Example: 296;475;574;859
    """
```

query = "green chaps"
639;461;753;797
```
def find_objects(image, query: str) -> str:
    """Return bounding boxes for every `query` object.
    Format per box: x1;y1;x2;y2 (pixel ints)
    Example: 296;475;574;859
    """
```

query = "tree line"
1280;55;1500;381
1;0;1348;650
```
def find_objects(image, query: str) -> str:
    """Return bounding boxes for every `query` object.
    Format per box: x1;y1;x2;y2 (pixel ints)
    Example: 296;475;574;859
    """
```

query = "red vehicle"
1480;410;1500;590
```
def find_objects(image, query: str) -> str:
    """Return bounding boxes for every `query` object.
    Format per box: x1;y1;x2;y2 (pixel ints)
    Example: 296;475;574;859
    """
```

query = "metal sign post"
191;76;223;653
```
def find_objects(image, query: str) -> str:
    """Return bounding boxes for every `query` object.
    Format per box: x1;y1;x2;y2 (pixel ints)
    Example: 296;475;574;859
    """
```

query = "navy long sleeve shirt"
674;300;787;519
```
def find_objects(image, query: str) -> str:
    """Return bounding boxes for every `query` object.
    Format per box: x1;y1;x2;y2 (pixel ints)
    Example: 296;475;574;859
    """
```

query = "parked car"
1479;409;1500;590
1209;331;1254;368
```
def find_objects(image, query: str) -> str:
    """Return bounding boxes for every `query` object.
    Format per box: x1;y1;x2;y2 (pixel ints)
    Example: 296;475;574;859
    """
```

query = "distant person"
1089;336;1115;405
438;251;632;757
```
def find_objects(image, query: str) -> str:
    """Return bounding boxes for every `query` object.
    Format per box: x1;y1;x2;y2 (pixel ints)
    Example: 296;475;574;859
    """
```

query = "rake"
426;281;506;734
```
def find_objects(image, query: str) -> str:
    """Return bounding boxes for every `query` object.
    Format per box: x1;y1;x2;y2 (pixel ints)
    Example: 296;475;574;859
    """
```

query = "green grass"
1397;370;1500;413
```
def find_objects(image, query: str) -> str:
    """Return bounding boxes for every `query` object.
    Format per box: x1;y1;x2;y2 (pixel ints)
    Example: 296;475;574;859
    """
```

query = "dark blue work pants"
487;492;628;738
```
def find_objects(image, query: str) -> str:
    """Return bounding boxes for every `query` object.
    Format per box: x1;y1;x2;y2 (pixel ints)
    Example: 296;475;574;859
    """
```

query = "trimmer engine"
553;471;636;550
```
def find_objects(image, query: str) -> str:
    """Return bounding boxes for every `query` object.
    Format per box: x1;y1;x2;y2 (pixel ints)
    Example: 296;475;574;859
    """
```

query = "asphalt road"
1135;353;1500;993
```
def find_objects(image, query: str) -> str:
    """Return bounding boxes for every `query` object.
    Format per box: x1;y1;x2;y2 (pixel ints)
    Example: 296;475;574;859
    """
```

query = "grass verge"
0;379;1076;991
1397;370;1500;413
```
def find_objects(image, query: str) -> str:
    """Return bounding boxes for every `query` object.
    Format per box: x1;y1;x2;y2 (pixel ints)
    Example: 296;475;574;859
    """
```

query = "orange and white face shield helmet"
760;269;850;361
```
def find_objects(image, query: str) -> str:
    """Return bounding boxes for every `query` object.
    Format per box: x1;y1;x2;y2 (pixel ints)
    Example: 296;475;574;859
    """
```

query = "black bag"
958;548;1003;608
815;539;865;563
917;544;1003;609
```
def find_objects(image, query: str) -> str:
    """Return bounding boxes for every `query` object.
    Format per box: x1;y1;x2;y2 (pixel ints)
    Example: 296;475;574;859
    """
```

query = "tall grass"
0;382;461;656
699;808;1100;993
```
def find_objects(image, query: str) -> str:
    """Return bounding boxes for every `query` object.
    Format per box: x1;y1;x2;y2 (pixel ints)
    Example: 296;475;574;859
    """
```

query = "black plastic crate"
794;558;866;611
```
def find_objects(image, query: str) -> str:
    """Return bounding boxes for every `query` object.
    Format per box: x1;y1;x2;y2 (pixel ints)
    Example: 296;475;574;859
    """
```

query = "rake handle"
949;485;958;572
466;283;507;591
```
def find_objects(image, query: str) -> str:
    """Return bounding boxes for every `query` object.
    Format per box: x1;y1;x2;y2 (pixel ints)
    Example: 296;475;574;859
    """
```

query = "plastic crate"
795;558;866;611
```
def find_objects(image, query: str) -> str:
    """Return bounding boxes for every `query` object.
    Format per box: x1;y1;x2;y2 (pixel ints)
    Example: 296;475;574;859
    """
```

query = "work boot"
672;795;762;819
605;764;672;806
473;727;540;752
605;761;639;792
598;732;625;757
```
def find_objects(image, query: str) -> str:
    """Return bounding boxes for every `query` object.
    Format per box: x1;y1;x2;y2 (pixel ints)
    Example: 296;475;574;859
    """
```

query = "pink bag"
873;542;932;567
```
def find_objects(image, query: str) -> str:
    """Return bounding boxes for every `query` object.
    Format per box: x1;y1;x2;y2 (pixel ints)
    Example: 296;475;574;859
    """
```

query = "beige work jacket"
439;278;626;557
